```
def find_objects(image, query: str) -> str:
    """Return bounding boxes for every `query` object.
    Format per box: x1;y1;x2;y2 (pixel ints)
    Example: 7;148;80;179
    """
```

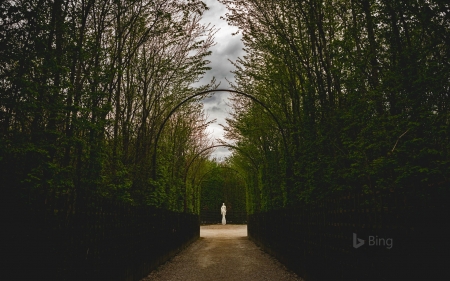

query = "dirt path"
141;225;302;281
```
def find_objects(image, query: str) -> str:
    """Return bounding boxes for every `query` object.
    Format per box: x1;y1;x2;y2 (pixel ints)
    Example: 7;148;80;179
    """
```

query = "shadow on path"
141;225;302;281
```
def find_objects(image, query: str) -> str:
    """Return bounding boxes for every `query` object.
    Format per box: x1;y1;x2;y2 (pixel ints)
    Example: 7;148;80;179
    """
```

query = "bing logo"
353;233;393;249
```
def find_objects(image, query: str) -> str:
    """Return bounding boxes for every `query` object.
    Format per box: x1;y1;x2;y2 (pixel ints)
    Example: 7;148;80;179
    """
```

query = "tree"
220;0;450;211
0;0;218;213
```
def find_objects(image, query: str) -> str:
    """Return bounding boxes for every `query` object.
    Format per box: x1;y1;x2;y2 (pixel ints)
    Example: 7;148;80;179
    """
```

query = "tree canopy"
0;0;218;212
220;0;450;212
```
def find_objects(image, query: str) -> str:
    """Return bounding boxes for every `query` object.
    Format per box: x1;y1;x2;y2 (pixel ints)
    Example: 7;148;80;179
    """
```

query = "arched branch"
152;89;288;180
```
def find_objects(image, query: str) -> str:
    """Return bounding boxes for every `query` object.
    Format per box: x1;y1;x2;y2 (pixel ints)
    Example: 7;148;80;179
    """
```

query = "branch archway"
184;144;258;184
182;144;256;212
152;89;289;180
194;165;247;215
197;165;246;185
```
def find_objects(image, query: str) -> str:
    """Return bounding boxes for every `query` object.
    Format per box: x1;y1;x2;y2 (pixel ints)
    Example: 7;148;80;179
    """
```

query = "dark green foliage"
0;0;216;213
200;161;246;215
221;0;450;212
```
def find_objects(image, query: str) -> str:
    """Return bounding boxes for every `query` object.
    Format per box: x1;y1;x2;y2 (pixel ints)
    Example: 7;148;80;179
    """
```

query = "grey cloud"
209;146;232;160
203;0;227;20
202;91;225;106
217;40;244;57
202;93;220;104
210;106;223;113
193;1;245;89
191;0;246;159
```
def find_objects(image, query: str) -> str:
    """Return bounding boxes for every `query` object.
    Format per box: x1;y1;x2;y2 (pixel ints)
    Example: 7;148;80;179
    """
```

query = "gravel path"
141;225;303;281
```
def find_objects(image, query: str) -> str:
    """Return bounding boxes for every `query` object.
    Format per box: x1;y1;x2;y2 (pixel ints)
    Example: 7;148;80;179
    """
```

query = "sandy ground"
141;225;303;281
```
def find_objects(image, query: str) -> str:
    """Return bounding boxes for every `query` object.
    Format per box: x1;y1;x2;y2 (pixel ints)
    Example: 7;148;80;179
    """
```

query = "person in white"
221;203;227;225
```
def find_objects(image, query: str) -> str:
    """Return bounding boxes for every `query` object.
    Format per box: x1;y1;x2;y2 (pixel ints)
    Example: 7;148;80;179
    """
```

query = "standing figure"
221;203;227;225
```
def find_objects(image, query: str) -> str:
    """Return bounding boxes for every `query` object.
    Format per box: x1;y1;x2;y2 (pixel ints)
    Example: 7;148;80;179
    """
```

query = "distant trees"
0;0;217;212
199;160;246;215
220;0;450;212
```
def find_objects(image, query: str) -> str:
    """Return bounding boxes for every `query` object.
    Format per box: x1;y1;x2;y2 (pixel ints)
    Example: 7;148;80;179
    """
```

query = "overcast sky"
191;0;245;160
